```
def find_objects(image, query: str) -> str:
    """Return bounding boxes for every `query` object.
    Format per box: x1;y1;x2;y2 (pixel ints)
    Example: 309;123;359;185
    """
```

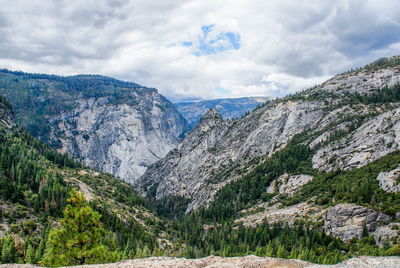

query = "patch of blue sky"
193;24;240;56
181;41;193;47
201;24;214;35
214;86;230;95
167;41;192;48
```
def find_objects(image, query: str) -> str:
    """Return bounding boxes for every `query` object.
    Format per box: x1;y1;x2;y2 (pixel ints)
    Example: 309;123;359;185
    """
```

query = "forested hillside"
0;69;188;184
0;100;171;265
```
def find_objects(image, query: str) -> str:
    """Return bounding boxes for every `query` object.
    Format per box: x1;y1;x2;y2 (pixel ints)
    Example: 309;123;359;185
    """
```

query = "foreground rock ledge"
2;255;400;268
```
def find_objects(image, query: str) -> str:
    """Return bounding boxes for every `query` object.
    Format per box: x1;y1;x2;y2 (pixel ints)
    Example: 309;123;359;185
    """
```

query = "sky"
0;0;399;102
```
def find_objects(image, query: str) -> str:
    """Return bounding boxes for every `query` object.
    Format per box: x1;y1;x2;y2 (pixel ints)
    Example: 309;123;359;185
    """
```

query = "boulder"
377;166;400;193
324;204;391;241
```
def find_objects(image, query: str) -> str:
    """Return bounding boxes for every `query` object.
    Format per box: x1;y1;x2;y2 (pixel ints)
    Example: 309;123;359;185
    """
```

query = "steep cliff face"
136;108;231;202
312;107;400;172
137;55;400;219
137;100;325;211
55;93;187;183
0;71;188;183
0;97;13;129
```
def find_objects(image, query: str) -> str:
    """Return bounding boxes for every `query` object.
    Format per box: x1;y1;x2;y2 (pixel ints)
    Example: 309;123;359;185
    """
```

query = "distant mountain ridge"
174;96;271;127
0;69;189;183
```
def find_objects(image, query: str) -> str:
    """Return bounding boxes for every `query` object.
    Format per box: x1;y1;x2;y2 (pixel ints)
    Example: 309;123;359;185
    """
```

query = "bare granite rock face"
313;65;400;96
237;202;326;228
324;204;392;241
336;256;400;267
137;101;325;212
312;108;400;172
266;174;313;197
2;255;400;268
374;223;400;246
136;56;400;211
0;101;13;129
377;166;400;193
54;93;188;184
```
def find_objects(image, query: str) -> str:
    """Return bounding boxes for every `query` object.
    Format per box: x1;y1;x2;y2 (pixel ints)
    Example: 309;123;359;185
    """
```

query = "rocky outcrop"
3;255;400;268
324;204;391;241
374;223;400;246
312;108;400;171
0;99;13;129
338;256;400;267
266;174;313;196
377;166;400;193
237;202;325;228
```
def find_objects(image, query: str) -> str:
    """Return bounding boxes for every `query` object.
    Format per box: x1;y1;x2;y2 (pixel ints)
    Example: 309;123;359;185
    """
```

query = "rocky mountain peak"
199;108;223;126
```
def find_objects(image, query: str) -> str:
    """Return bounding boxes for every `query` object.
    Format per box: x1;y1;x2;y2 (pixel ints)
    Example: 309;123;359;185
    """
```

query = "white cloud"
0;0;399;101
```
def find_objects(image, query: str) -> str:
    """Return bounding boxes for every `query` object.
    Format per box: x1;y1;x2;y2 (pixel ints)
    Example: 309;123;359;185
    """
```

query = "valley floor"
1;255;400;268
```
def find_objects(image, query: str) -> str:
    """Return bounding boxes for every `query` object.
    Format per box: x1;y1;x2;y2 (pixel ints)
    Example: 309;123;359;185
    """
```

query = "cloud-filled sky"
0;0;399;101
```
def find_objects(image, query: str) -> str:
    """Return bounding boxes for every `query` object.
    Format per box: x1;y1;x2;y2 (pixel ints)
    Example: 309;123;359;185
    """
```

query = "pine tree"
1;236;16;264
25;244;35;264
276;244;288;258
122;239;132;259
41;190;119;266
265;240;274;256
35;226;49;263
361;222;369;238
